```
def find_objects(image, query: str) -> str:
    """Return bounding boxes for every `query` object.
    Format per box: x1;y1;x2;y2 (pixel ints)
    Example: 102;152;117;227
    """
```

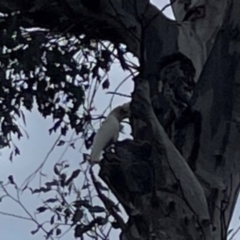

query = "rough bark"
1;0;240;239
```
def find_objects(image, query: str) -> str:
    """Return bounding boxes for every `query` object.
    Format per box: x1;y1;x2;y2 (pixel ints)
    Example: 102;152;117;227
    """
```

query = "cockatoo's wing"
90;115;120;163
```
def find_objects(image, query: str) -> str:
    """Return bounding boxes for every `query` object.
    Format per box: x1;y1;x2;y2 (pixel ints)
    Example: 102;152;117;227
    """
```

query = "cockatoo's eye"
121;109;128;116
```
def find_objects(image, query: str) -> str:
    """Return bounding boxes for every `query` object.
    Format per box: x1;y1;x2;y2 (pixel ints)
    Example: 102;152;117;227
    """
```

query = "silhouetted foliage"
0;12;130;156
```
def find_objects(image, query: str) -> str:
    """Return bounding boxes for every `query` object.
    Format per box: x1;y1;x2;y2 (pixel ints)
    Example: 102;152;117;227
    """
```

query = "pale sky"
0;1;239;240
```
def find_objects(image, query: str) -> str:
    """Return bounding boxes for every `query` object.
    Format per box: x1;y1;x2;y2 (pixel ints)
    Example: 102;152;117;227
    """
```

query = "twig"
89;167;126;231
106;92;131;98
1;185;54;240
229;226;240;240
102;72;135;116
161;0;176;13
0;210;32;221
21;133;62;189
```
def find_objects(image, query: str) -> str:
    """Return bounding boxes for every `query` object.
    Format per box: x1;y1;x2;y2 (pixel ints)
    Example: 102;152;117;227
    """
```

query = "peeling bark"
172;0;229;81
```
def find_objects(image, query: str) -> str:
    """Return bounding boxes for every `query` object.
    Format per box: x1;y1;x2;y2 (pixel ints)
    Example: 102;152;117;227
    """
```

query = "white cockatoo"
90;102;130;163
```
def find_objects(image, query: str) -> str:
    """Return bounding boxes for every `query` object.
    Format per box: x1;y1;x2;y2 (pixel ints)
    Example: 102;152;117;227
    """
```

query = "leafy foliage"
0;8;135;240
0;160;122;239
0;12;132;153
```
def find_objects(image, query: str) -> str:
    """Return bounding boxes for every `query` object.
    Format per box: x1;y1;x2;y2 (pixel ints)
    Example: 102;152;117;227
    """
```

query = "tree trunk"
1;0;240;239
